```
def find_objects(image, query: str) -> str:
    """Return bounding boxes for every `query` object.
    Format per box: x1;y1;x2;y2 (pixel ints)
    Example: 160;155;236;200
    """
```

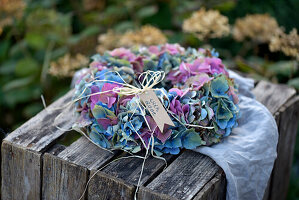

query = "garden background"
0;0;298;198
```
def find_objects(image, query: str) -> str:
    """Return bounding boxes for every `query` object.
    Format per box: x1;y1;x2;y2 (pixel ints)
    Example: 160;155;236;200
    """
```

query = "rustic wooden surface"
42;154;88;200
4;90;75;152
42;137;116;200
252;81;297;200
1;81;298;200
139;151;221;200
1;90;74;200
269;96;299;200
193;170;226;200
88;153;174;199
252;80;296;114
1;142;41;200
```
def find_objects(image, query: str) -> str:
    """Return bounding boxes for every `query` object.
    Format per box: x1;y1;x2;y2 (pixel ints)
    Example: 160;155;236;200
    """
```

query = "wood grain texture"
88;172;135;200
252;80;296;114
42;137;116;200
1;141;41;200
2;81;298;200
57;137;115;170
137;187;177;200
88;153;173;200
1;90;75;200
252;82;298;200
4;90;75;152
42;153;88;200
139;150;220;200
269;96;299;200
193;170;226;200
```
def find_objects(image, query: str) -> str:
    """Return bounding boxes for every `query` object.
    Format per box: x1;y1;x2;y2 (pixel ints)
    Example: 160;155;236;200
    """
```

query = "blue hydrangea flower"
89;124;111;148
210;75;229;98
181;129;203;149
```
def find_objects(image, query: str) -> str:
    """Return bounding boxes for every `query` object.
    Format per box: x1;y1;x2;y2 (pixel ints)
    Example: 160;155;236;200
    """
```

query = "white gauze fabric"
194;70;278;200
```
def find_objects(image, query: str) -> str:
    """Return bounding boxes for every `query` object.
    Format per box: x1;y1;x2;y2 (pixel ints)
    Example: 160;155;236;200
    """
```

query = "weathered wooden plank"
2;80;297;200
42;137;116;200
42;154;88;200
88;153;174;199
269;96;299;200
1;141;41;200
47;144;67;156
252;82;298;200
2;90;75;200
138;81;295;200
57;136;115;170
137;186;176;200
139;150;220;200
193;170;226;200
252;80;296;114
4;90;75;152
88;172;135;200
136;81;294;200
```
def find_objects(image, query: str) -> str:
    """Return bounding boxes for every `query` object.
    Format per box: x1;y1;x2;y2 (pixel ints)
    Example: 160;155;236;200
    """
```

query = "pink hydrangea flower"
169;88;190;97
163;43;185;55
90;83;121;109
109;48;136;61
98;83;120;108
185;73;214;90
169;99;190;124
148;46;160;55
90;61;106;71
228;85;239;104
167;62;191;84
205;57;229;76
189;58;211;74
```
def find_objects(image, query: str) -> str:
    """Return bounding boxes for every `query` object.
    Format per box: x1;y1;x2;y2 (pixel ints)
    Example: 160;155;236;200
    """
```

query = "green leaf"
15;57;40;77
80;26;100;37
23;102;43;118
113;21;135;33
267;61;297;77
0;40;10;62
4;86;41;107
235;60;255;73
9;40;27;57
288;77;299;90
0;60;16;75
25;32;47;49
136;6;158;19
68;26;99;45
215;1;236;12
2;76;34;91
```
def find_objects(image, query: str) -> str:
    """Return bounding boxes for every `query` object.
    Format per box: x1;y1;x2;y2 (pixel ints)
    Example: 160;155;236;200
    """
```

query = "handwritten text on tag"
139;90;174;132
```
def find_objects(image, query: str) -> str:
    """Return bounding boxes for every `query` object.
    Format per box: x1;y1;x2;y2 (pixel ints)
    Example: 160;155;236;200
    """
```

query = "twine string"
41;69;213;200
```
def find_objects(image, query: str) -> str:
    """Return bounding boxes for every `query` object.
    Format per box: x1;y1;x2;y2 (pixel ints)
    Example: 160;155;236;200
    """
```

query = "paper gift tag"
139;89;175;132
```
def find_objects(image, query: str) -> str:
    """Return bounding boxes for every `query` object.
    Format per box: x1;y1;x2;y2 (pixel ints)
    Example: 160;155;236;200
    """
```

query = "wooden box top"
2;80;298;200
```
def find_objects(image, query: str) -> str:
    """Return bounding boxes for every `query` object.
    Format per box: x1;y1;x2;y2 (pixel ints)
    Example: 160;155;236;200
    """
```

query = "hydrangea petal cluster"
73;44;240;155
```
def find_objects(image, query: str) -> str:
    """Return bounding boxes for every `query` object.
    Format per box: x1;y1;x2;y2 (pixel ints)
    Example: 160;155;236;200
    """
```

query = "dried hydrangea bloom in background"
0;0;26;32
96;25;167;53
233;14;281;43
119;25;167;46
269;28;299;60
0;0;25;19
96;30;121;54
182;8;230;40
49;53;89;77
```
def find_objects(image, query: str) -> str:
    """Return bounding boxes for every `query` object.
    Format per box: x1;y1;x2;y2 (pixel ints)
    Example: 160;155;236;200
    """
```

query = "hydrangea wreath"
73;44;240;156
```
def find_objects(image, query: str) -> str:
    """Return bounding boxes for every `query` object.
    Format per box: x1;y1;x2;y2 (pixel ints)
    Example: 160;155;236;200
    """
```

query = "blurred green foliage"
0;0;299;197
